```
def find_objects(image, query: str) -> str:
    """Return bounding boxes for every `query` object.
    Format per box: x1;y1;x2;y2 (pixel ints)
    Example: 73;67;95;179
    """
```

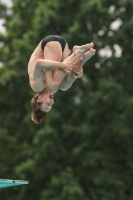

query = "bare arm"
35;58;72;73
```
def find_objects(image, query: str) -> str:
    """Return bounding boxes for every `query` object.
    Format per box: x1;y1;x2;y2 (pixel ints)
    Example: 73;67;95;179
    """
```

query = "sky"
0;0;12;7
0;0;12;33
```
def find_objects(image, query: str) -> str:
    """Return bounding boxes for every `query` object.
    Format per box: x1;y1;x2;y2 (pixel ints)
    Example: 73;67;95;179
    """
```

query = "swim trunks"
41;35;67;52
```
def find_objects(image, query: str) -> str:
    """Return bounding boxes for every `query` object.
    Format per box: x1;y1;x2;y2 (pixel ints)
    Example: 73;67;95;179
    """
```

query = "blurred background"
0;0;133;199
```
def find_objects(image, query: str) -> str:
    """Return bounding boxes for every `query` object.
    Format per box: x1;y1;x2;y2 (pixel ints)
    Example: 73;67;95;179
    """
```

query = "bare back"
28;41;47;92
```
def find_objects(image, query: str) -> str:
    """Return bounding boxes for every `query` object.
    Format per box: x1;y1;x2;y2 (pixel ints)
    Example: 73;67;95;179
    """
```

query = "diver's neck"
38;87;51;95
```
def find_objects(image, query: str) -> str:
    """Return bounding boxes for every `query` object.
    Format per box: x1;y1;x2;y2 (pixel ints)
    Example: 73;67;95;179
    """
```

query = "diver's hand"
72;66;83;79
62;61;73;73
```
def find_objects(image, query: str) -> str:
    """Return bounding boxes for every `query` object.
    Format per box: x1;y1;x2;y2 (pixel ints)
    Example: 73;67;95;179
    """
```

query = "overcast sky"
0;0;12;33
0;0;12;7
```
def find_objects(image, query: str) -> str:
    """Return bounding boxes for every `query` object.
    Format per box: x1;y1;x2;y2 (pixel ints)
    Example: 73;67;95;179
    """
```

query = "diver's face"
41;94;54;112
37;92;54;112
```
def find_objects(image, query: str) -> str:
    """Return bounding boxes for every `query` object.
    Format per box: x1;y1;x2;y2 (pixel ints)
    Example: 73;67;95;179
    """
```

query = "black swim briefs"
41;35;67;52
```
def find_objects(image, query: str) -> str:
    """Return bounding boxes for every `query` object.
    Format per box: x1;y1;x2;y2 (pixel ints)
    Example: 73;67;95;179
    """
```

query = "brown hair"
31;94;47;124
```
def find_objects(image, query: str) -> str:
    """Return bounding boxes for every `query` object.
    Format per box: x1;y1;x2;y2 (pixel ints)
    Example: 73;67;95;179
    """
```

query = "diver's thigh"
44;41;63;84
61;43;69;61
44;41;62;62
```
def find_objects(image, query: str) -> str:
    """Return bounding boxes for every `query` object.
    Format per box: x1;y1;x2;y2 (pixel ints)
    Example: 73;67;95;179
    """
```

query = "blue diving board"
0;179;29;188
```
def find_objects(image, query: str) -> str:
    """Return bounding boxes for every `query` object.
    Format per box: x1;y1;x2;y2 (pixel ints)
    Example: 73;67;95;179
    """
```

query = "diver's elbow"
59;86;68;91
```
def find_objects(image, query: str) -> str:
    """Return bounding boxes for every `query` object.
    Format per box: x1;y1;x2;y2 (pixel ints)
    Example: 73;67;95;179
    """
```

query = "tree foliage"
0;0;133;199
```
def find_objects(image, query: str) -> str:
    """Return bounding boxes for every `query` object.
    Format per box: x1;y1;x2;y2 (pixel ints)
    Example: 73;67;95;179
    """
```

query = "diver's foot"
77;47;96;67
82;47;96;61
72;43;94;56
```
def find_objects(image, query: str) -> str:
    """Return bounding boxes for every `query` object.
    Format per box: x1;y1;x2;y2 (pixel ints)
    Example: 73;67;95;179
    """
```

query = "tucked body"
28;35;96;123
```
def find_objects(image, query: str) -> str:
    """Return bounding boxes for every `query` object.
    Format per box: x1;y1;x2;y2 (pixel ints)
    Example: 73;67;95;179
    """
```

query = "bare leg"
59;48;96;91
62;43;94;64
44;41;65;89
74;47;96;67
44;41;94;89
52;43;94;83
